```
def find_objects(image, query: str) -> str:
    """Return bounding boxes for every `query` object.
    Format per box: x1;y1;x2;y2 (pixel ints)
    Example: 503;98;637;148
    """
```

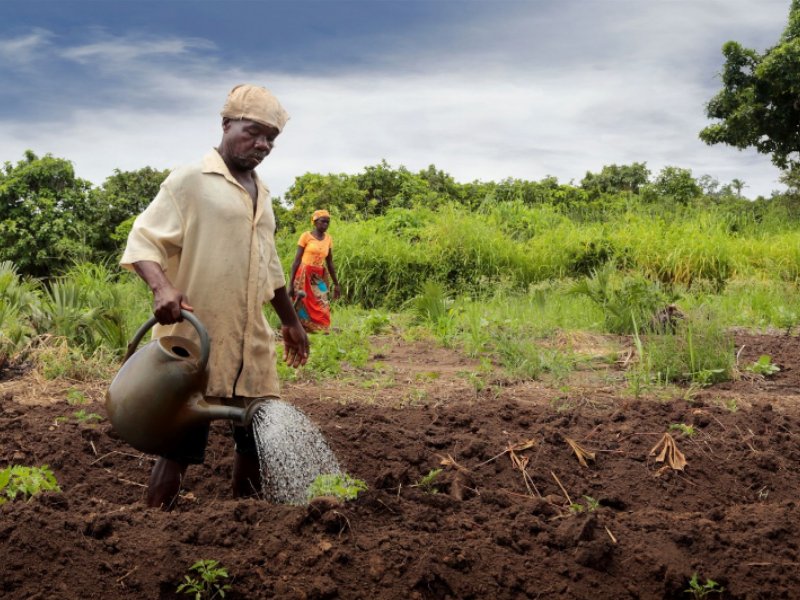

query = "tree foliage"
91;166;169;254
0;151;94;277
700;0;800;171
0;151;168;277
581;163;650;198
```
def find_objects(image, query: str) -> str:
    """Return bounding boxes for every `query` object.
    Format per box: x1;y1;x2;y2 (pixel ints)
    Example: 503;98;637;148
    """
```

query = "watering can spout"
186;396;267;427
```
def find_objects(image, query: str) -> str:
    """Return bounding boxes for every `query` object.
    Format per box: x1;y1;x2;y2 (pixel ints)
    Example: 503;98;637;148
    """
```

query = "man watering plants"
120;84;309;510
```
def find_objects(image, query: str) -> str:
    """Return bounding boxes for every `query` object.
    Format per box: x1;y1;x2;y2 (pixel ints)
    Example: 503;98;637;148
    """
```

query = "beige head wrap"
312;209;330;223
220;84;290;132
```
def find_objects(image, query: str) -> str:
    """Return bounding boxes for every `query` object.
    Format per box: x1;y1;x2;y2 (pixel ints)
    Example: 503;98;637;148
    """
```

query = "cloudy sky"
1;0;793;200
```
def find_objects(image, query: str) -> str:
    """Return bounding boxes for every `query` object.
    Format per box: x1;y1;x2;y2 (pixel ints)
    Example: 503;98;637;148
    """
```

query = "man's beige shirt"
120;149;286;398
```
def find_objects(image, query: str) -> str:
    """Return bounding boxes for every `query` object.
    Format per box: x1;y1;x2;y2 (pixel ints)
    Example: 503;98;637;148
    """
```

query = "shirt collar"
201;148;270;195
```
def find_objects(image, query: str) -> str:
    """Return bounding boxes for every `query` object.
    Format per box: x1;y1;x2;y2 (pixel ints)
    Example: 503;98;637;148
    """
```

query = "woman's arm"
289;246;305;297
325;249;340;300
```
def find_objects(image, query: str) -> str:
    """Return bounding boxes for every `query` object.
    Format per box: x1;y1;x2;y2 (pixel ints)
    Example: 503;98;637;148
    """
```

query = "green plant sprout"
724;398;739;413
582;495;600;511
669;423;696;437
414;468;443;494
73;409;102;423
746;354;780;376
65;388;88;405
684;573;724;599
55;410;103;424
307;473;368;502
569;496;600;513
0;465;61;504
177;560;232;600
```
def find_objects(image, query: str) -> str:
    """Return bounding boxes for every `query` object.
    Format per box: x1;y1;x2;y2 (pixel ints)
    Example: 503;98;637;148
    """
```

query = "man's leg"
146;457;188;510
232;452;262;498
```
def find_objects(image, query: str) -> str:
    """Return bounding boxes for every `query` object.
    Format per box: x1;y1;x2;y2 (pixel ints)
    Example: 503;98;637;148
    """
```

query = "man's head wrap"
220;84;290;132
312;210;330;224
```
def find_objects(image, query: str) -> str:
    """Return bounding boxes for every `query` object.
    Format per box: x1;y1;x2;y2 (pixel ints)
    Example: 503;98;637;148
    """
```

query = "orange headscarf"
311;209;330;224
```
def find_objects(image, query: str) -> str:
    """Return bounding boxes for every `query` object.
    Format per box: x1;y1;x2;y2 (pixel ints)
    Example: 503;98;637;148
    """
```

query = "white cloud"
0;2;791;199
0;28;53;67
61;34;216;65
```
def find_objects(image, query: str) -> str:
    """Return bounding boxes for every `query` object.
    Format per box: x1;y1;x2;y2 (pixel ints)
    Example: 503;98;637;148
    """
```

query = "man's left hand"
281;323;309;368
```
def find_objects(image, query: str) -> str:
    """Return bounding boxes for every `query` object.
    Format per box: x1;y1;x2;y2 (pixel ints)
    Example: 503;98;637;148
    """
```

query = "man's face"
220;118;280;171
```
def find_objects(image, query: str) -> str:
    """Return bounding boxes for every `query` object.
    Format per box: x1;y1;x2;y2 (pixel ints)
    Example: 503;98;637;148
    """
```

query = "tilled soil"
2;333;800;599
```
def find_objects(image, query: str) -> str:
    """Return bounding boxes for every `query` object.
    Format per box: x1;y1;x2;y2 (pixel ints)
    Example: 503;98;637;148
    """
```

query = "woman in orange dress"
290;210;340;332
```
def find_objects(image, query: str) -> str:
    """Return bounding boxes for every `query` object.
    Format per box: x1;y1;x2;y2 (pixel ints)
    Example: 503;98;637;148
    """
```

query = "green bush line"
278;204;800;309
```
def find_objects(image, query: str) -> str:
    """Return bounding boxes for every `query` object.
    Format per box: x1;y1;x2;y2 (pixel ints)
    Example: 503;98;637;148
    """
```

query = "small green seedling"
0;465;61;504
690;368;725;387
55;410;103;424
669;423;696;437
569;496;600;514
746;355;780;377
583;495;600;511
177;559;232;600
66;388;88;405
307;473;368;502
685;573;724;599
724;398;738;413
73;409;102;423
415;468;443;494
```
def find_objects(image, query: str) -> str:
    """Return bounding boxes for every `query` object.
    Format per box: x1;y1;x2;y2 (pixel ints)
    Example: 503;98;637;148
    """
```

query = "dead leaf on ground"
437;453;470;473
649;433;687;471
564;436;596;468
503;439;540;497
508;439;537;453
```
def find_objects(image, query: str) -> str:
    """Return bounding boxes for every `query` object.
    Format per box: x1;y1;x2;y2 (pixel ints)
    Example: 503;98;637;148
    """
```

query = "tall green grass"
628;307;735;391
278;203;800;311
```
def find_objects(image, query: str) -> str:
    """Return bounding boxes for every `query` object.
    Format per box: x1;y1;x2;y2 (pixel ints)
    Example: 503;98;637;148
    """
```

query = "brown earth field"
2;331;800;599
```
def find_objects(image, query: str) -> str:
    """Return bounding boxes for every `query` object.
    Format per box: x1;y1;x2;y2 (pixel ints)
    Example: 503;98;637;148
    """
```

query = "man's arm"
270;286;309;368
132;260;193;325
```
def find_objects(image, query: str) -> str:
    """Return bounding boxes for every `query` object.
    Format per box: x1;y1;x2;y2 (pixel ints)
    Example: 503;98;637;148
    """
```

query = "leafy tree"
418;164;461;199
646;166;701;205
354;159;409;214
730;178;747;197
90;167;169;258
282;172;366;230
700;1;800;171
282;161;457;229
0;151;94;277
580;163;650;197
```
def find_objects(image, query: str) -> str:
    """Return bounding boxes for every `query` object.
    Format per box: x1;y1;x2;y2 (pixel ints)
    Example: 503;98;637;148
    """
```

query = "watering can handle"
121;310;210;371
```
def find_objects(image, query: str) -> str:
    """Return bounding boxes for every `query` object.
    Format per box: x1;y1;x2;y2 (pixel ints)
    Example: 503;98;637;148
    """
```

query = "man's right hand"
153;285;194;324
132;261;193;324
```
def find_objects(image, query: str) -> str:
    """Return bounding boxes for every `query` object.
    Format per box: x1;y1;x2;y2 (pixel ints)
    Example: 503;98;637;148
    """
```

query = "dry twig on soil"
509;446;541;497
550;471;573;505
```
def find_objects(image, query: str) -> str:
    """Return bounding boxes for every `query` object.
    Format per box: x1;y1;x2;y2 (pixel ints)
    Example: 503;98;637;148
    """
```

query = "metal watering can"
105;310;264;455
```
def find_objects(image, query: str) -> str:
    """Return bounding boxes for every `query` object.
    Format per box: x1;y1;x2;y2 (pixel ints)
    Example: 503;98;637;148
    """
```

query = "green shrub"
177;559;232;600
0;465;61;504
634;307;735;386
307;473;368;501
569;264;677;334
746;354;780;376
